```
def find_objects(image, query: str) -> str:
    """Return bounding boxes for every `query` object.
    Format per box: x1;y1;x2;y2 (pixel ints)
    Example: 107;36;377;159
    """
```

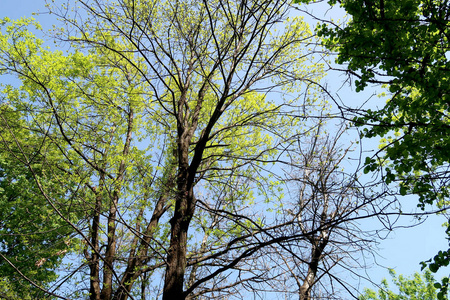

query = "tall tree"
272;121;380;300
0;1;329;298
0;93;75;298
304;0;450;207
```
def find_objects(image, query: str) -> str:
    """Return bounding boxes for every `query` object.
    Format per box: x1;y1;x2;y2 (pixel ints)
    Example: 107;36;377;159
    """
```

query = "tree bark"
163;176;196;300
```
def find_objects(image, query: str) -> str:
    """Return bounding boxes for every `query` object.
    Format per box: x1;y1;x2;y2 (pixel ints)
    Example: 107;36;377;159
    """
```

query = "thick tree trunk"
163;185;195;300
299;267;315;300
101;192;118;300
163;129;198;300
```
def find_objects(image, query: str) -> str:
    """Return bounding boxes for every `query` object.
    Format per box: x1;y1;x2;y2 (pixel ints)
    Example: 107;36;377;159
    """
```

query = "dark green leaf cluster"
0;107;75;297
420;225;450;299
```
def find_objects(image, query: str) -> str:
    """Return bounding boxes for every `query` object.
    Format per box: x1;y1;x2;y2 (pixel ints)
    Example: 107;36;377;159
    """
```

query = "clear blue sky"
0;0;47;19
1;0;449;295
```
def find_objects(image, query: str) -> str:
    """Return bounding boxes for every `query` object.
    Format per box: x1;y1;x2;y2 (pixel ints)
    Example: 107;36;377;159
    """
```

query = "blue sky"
1;0;449;296
0;0;47;19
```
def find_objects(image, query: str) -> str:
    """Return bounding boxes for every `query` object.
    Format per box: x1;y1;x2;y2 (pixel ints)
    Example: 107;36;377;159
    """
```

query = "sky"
1;0;449;296
0;0;47;19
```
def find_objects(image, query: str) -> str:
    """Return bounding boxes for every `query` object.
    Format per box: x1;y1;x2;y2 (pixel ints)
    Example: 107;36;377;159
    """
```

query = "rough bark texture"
163;137;197;300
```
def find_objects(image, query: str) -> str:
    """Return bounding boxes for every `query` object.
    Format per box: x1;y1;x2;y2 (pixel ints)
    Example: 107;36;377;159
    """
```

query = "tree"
0;278;34;300
0;1;331;299
305;0;450;208
359;269;442;300
271;120;380;300
297;0;450;292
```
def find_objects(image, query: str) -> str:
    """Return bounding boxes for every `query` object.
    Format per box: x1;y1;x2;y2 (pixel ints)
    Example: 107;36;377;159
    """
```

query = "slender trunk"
299;236;329;300
101;191;118;299
141;272;147;300
89;189;102;300
114;149;177;300
114;193;171;300
102;108;135;299
187;217;218;289
113;208;144;300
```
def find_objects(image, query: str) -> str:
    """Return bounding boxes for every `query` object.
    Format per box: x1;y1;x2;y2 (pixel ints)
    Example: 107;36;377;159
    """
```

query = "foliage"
359;269;442;300
310;0;450;207
0;100;74;297
0;277;34;300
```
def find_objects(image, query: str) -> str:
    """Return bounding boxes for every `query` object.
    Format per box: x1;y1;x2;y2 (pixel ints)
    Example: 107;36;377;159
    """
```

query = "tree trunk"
89;190;102;300
163;184;195;300
299;236;329;300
